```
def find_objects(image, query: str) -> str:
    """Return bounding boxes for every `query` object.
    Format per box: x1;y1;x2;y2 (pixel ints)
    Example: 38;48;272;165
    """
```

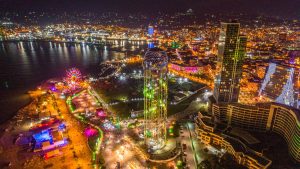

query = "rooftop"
223;135;271;166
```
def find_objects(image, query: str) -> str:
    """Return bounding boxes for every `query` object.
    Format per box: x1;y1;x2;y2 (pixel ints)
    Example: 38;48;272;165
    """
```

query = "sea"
0;40;147;123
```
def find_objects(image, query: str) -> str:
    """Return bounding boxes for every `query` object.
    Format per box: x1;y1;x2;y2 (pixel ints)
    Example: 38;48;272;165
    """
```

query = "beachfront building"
196;112;272;169
211;102;300;163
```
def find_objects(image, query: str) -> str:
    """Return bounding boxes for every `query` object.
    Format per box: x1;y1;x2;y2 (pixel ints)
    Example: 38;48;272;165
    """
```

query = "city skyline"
0;1;299;168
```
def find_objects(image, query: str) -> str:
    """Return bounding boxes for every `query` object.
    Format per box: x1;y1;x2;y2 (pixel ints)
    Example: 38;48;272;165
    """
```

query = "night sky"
0;0;299;18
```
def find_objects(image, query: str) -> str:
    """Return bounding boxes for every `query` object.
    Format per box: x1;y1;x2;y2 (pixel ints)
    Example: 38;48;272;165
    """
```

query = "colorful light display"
170;63;200;74
33;129;53;144
84;127;98;137
259;63;299;108
96;108;107;118
102;120;115;131
66;91;104;168
64;68;83;92
143;48;168;150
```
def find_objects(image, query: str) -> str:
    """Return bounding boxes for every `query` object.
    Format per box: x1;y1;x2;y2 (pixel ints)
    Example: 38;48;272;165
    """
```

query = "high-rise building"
259;62;300;108
210;102;300;163
213;22;247;103
147;25;155;49
148;25;154;37
143;48;168;150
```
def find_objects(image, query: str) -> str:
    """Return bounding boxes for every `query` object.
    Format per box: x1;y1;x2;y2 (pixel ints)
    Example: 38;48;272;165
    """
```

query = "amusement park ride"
55;68;89;93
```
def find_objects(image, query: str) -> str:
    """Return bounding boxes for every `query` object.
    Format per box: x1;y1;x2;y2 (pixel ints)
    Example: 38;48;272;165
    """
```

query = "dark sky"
0;0;299;18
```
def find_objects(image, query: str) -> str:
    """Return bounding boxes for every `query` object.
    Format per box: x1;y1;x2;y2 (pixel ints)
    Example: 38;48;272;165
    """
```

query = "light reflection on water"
0;41;146;122
0;41;146;90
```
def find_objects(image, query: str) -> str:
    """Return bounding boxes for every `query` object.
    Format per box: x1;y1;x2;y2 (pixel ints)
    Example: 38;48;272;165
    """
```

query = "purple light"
171;64;181;71
96;108;107;118
84;127;98;137
184;67;199;73
170;63;199;73
51;86;56;91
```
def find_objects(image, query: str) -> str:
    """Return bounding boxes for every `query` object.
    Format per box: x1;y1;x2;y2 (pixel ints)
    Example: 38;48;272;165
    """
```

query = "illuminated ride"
143;48;168;150
63;68;83;92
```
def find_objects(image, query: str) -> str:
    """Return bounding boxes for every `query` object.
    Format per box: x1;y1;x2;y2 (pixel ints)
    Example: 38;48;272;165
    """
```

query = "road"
180;122;197;169
179;121;209;169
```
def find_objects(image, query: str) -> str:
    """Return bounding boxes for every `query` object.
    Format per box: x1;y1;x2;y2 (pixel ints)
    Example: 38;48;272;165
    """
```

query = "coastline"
0;90;32;125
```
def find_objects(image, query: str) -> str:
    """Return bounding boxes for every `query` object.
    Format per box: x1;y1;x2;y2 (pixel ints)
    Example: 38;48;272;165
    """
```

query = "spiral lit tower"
143;48;168;150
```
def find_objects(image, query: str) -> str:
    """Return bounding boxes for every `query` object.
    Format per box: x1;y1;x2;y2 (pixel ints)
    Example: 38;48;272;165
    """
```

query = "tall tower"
148;25;155;49
213;22;247;103
143;47;168;150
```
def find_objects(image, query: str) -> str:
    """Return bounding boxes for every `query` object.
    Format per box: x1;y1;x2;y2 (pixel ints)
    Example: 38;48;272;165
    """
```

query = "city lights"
0;2;299;168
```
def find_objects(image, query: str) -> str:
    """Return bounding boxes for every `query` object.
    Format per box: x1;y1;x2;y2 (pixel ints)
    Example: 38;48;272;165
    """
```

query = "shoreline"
0;78;57;125
0;91;32;125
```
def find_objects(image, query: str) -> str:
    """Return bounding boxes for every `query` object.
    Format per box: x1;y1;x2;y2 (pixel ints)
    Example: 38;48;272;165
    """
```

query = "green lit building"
213;22;247;103
143;48;168;150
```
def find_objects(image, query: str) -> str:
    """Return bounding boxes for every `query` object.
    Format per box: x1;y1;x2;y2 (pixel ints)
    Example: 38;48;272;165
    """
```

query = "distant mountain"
0;0;298;18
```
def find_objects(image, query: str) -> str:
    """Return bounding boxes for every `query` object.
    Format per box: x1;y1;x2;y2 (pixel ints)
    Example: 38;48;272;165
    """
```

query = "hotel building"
213;22;247;103
210;102;300;163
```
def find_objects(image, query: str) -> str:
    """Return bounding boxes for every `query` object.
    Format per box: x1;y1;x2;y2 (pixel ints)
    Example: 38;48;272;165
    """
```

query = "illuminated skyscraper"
213;22;247;103
148;25;155;48
143;48;168;150
259;63;300;108
148;25;154;37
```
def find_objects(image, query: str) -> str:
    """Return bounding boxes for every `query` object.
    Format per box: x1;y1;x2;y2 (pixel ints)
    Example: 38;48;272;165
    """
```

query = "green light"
146;130;152;137
144;49;168;148
67;90;104;167
177;160;183;167
92;152;96;161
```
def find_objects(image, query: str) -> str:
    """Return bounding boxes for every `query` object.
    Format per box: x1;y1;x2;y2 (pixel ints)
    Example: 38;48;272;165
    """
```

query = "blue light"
33;130;53;144
58;123;66;131
259;63;276;95
260;63;299;108
148;42;154;49
148;26;154;36
276;67;295;107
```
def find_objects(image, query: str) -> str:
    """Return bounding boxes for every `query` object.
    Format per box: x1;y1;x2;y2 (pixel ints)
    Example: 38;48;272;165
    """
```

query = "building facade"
196;112;272;169
143;48;168;150
226;103;271;132
270;104;300;162
211;102;300;163
213;22;247;103
259;62;300;109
